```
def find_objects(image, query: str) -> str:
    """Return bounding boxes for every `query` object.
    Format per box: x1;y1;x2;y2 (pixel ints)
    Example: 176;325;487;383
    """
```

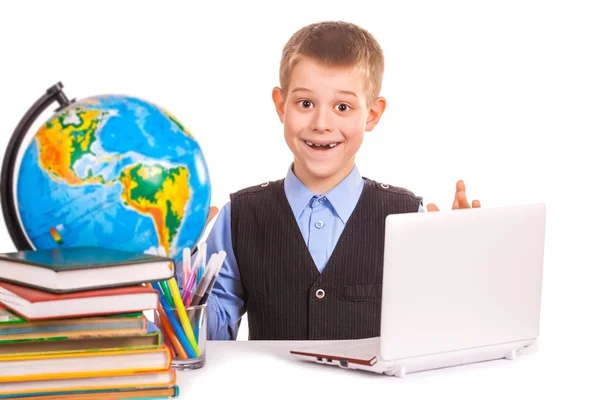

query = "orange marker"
158;304;188;360
145;282;187;359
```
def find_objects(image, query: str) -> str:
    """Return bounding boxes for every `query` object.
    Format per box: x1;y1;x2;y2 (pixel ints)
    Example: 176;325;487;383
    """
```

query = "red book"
0;282;158;320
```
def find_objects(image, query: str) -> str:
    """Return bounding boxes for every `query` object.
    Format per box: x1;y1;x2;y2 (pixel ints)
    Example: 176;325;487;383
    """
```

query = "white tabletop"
174;338;594;400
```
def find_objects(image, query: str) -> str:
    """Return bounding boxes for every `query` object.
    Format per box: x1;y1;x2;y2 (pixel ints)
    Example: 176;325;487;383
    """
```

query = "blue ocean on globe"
15;95;211;264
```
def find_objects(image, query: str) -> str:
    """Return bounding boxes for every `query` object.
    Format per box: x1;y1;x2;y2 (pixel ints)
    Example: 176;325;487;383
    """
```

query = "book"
0;321;162;356
0;386;177;399
0;310;147;341
0;387;178;399
0;282;159;320
0;370;175;396
0;346;171;382
0;246;174;293
0;384;178;399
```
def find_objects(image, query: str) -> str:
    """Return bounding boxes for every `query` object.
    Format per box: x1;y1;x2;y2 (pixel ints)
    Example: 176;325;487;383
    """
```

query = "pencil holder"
154;303;207;370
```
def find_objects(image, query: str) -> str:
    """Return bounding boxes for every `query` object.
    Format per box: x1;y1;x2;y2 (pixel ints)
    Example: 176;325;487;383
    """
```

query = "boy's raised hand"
426;180;481;212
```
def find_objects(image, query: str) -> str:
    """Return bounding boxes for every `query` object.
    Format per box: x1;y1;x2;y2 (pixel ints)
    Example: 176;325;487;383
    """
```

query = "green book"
0;320;163;357
0;309;147;341
0;246;174;293
0;308;142;325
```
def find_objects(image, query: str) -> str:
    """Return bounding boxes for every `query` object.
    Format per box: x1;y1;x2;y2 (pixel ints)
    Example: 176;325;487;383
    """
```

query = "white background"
0;0;599;397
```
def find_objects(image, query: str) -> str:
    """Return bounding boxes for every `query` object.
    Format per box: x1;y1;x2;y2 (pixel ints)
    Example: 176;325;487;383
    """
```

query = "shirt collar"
323;165;364;224
284;164;315;220
283;163;365;224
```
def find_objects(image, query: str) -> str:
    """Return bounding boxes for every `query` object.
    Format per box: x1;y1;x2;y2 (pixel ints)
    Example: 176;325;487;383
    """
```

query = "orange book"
0;282;158;320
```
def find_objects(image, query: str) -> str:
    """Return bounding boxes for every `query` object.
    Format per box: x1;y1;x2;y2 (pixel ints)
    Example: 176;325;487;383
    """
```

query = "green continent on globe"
119;164;191;256
37;107;107;185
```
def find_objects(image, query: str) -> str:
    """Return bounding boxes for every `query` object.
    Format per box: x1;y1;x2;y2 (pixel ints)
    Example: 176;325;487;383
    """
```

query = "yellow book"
0;346;171;382
0;369;175;396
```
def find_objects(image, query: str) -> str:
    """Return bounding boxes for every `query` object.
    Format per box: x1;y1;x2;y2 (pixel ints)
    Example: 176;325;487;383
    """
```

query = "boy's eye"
336;103;350;112
300;100;313;108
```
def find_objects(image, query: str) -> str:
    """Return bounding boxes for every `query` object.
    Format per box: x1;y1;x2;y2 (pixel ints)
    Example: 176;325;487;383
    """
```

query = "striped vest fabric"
230;178;422;340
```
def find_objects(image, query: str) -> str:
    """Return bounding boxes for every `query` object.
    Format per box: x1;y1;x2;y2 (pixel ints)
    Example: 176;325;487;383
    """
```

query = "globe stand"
0;82;76;251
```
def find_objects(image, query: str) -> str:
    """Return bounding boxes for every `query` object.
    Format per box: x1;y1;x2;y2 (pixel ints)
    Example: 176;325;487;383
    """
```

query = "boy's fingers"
456;191;471;209
427;203;440;212
472;199;481;208
453;180;465;209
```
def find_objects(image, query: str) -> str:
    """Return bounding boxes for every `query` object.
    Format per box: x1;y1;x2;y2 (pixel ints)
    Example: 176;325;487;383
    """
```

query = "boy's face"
273;57;386;190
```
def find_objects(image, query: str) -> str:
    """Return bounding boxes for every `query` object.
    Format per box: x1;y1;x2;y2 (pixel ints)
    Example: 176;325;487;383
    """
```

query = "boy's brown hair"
279;21;384;106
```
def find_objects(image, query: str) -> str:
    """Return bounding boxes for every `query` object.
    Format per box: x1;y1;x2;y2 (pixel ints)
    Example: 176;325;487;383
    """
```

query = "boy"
184;21;480;341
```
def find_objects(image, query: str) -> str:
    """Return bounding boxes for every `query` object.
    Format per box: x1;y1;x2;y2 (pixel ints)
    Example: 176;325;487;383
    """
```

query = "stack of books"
0;246;179;399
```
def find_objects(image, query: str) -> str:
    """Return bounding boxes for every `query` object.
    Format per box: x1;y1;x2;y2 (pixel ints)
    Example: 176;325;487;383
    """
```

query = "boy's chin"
301;162;347;181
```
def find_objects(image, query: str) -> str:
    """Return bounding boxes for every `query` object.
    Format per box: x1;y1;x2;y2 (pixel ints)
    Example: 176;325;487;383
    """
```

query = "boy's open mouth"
304;140;340;151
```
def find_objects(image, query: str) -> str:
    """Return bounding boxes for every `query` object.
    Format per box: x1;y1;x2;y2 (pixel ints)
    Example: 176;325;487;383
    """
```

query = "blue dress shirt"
180;164;424;340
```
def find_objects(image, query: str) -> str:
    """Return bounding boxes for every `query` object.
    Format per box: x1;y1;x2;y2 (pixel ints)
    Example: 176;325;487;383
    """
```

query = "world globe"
0;83;211;264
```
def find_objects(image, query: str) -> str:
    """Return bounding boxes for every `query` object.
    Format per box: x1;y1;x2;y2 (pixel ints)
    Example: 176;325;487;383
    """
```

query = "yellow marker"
167;277;200;357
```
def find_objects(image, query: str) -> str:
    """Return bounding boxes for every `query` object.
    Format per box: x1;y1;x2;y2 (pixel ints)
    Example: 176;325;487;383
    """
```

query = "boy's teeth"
305;141;337;148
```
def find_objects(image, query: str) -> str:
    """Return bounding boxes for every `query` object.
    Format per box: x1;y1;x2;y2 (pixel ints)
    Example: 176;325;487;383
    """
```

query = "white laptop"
290;203;546;377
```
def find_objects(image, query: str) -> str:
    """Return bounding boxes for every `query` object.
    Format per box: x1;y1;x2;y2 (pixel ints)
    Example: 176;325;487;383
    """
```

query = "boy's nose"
311;109;333;133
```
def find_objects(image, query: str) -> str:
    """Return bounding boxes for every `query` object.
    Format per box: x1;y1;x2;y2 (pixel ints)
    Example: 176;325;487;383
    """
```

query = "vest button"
260;181;270;187
380;183;389;189
316;289;325;299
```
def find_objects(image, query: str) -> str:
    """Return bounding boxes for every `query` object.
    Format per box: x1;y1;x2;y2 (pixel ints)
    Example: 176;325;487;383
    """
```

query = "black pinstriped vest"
230;178;422;340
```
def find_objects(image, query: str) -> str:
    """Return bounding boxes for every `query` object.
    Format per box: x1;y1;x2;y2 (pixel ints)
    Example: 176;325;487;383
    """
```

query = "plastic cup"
154;303;207;370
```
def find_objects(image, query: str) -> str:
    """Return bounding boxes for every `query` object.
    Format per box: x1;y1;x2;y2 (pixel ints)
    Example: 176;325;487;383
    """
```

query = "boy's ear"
272;87;286;123
365;96;387;132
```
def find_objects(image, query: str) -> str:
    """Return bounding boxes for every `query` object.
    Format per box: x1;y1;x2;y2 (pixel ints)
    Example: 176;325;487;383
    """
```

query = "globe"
2;88;211;264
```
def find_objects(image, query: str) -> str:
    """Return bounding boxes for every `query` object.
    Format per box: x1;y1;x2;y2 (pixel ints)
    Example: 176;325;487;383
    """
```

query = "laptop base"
292;338;536;378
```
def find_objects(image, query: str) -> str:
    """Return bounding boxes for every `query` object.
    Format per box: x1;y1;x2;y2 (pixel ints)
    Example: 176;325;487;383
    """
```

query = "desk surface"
175;339;592;400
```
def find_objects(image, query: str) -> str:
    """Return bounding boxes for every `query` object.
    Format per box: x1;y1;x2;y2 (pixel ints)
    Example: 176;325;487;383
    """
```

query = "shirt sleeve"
173;201;246;340
203;202;247;340
418;203;426;212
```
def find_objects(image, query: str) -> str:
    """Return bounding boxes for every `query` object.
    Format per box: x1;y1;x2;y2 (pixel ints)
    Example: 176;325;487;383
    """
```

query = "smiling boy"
191;21;480;341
